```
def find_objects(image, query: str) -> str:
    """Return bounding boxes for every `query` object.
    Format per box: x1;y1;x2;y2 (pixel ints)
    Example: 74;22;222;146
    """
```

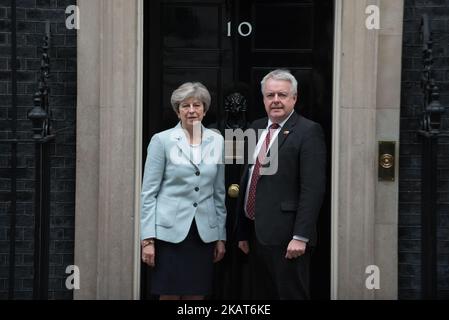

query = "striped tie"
245;123;280;220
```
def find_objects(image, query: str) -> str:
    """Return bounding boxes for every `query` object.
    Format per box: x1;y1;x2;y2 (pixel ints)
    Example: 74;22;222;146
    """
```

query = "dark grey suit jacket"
236;112;326;247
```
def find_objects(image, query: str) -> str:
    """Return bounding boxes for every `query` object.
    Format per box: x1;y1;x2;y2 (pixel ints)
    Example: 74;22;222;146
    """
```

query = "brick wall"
400;0;449;299
0;0;76;300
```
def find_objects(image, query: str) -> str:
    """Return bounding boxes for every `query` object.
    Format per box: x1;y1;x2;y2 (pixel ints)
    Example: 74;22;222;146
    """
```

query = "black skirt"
150;220;215;296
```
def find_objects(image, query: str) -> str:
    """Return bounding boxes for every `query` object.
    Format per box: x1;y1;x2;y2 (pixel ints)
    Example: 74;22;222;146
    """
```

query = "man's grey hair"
171;82;211;113
260;69;298;96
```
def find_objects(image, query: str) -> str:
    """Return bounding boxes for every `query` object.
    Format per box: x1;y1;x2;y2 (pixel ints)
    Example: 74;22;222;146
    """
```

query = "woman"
140;82;227;300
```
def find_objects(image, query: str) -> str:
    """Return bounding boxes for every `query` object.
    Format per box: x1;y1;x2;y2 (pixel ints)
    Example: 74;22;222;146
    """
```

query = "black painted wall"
399;0;449;299
0;0;76;300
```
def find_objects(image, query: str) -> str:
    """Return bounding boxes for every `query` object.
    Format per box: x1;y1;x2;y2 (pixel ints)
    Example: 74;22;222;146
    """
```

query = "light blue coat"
141;123;227;243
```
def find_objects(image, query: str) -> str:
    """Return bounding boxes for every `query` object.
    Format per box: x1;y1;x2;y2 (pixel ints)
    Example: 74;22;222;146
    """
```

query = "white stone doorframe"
75;0;403;299
331;0;403;299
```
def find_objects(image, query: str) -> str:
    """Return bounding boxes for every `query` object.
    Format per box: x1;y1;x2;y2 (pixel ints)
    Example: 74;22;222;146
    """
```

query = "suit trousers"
248;225;311;300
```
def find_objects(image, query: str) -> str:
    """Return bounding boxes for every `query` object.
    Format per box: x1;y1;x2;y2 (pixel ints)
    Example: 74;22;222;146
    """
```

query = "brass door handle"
227;184;240;198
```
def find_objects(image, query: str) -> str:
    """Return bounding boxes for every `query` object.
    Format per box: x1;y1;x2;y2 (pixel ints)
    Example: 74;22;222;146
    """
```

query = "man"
236;69;326;299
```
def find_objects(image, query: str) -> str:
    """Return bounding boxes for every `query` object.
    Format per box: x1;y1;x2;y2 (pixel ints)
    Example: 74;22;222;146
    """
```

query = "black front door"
142;0;334;300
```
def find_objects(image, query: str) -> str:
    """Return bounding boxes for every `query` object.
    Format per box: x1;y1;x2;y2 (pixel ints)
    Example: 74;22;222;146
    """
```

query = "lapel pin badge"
283;130;290;135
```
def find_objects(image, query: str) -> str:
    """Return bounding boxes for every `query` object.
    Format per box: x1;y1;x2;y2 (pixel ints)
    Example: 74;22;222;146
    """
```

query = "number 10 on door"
227;21;253;37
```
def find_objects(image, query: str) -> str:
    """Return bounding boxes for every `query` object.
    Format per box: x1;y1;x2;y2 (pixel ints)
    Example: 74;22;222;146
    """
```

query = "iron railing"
0;14;55;299
419;13;449;300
